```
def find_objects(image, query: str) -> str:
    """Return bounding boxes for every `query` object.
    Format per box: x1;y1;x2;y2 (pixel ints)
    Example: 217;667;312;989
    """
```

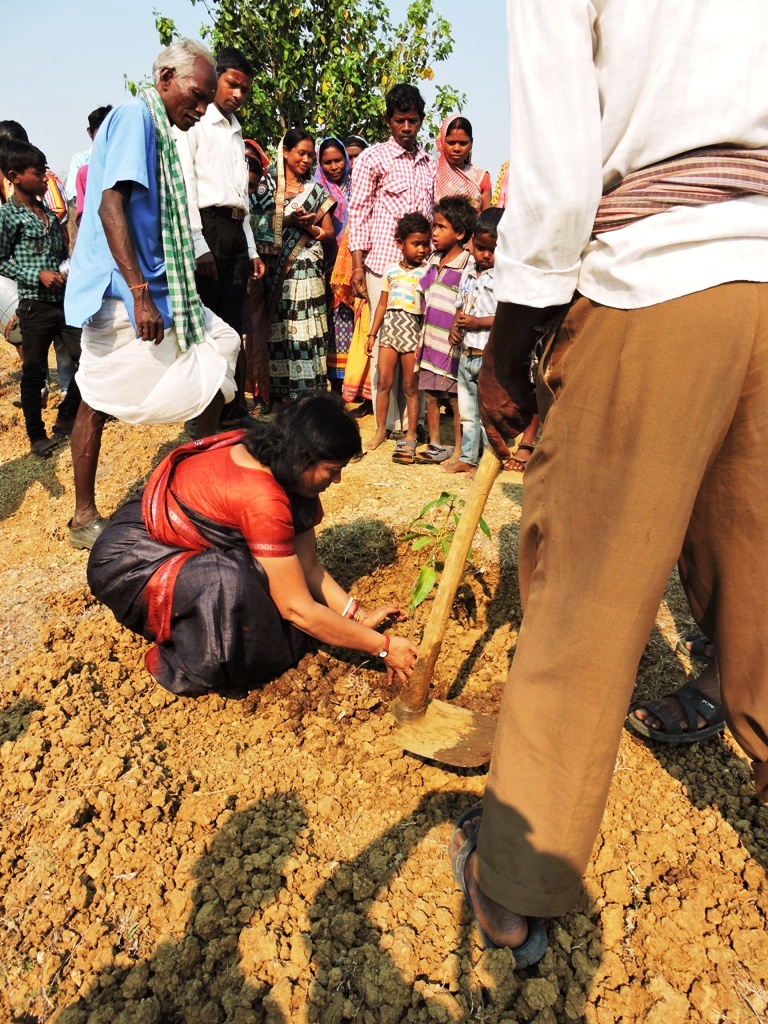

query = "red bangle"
347;600;360;620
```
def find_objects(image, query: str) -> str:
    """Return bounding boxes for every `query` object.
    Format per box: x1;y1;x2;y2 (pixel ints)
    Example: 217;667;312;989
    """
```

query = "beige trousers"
476;283;768;917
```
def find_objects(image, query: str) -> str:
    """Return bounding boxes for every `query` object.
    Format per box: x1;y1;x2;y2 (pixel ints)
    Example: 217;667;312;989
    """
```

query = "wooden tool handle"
396;447;502;715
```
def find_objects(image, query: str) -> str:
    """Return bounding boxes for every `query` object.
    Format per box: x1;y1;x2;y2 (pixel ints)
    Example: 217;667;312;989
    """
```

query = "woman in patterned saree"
251;129;336;402
314;136;354;391
435;115;492;211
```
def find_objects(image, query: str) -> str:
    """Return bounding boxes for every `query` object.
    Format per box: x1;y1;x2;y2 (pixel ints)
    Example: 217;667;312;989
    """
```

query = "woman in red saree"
87;394;418;696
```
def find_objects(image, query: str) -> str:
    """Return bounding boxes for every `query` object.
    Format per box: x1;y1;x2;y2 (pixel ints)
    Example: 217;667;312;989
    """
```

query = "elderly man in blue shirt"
65;38;241;550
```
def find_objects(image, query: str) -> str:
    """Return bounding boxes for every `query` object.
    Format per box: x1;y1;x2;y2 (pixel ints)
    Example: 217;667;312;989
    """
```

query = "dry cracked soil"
0;341;766;1024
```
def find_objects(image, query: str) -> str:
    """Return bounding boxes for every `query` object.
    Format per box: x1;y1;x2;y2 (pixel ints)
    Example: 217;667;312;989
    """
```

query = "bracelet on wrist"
129;282;149;293
377;634;391;659
342;595;355;618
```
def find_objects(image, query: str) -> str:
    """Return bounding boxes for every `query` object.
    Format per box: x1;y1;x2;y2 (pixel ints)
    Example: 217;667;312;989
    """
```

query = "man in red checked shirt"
348;84;435;435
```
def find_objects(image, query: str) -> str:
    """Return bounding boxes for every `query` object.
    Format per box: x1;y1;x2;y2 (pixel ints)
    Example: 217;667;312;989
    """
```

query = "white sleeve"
495;0;602;307
243;213;258;260
173;126;209;259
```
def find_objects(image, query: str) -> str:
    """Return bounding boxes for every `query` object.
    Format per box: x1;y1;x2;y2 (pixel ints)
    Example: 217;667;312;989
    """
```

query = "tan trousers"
476;283;768;917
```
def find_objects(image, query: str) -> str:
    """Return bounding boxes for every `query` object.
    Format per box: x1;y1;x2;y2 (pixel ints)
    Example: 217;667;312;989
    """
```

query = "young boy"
414;196;477;464
0;141;81;456
444;207;504;474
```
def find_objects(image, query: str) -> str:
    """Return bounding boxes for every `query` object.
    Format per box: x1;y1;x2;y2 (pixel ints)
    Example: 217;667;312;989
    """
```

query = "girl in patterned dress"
364;213;431;462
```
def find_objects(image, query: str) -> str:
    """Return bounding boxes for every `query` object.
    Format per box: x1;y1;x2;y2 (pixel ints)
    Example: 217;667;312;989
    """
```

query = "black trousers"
195;208;250;333
16;299;82;442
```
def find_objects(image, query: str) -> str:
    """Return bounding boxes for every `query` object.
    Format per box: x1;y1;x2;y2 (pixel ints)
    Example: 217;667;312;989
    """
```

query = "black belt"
202;205;245;222
465;347;484;357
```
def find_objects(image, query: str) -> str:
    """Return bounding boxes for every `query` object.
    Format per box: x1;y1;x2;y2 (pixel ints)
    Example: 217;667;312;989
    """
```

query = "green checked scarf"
139;86;205;351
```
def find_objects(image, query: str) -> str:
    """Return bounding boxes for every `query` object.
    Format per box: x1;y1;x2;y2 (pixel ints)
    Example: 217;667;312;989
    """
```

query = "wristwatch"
377;635;391;659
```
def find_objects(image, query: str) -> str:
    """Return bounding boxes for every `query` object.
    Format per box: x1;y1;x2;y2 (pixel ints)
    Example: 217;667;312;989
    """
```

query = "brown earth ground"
0;341;766;1024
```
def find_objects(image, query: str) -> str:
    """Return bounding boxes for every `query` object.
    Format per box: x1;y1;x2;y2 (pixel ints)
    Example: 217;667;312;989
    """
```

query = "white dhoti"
75;298;240;424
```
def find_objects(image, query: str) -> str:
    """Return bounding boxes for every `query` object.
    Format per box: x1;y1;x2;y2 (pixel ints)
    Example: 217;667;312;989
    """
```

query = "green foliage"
151;0;465;149
401;491;491;612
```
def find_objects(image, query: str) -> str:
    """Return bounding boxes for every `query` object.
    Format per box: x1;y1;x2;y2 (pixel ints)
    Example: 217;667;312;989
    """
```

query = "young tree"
153;0;465;148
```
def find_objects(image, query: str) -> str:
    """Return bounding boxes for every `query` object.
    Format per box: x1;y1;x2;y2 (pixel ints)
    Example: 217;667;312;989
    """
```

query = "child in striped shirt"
414;196;476;464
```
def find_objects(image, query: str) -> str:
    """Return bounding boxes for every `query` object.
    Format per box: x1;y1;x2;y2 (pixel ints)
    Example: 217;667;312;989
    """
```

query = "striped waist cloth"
594;146;768;234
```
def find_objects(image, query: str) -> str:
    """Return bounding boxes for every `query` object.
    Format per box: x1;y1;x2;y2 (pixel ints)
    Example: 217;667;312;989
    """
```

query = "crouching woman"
87;392;418;696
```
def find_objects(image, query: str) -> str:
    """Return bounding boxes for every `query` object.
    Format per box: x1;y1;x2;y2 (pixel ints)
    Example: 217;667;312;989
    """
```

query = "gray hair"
152;38;216;85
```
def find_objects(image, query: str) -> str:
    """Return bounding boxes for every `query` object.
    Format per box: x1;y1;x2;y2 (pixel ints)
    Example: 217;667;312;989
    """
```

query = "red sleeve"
480;171;492;196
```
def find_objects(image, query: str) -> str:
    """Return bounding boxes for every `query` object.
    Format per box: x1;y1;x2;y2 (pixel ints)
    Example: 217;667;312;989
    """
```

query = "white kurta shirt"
498;0;768;310
174;103;257;260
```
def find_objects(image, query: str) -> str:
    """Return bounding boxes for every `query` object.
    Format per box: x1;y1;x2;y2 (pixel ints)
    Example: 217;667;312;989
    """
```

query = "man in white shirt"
174;46;264;428
65;106;113;200
449;0;768;962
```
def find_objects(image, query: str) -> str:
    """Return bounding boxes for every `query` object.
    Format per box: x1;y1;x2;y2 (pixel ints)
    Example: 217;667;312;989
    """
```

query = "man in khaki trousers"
450;0;768;960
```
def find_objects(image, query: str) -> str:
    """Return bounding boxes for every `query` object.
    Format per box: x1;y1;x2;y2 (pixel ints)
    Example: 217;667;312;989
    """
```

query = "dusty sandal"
415;443;453;464
627;682;725;745
29;437;59;458
451;806;548;966
508;442;535;471
676;634;714;663
392;439;417;464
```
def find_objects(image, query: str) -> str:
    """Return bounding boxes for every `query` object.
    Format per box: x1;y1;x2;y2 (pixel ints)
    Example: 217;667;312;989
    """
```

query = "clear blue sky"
3;0;509;187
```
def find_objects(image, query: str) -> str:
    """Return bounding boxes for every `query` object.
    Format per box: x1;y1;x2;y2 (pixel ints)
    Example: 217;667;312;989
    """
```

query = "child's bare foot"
366;429;387;451
443;460;475;474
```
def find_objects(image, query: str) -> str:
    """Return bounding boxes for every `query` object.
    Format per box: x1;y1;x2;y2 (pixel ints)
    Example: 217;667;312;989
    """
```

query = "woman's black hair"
385;84;426;120
283;128;315;152
433;196;477;246
343;134;368;150
88;105;113;135
318;138;347;162
475;207;504;240
0;120;29;146
395;211;430;241
241;391;363;490
444;116;473;140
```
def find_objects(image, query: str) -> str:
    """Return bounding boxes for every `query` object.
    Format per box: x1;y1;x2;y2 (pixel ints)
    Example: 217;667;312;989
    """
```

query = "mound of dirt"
0;343;766;1023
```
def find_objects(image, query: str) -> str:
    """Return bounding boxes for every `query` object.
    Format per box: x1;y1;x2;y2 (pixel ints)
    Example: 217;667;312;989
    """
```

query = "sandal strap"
674;683;724;727
515;443;536;453
639;684;724;736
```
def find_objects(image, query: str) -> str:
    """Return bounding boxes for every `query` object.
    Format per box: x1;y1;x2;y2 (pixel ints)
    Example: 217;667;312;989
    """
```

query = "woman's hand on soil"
385;635;420;683
360;603;405;629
